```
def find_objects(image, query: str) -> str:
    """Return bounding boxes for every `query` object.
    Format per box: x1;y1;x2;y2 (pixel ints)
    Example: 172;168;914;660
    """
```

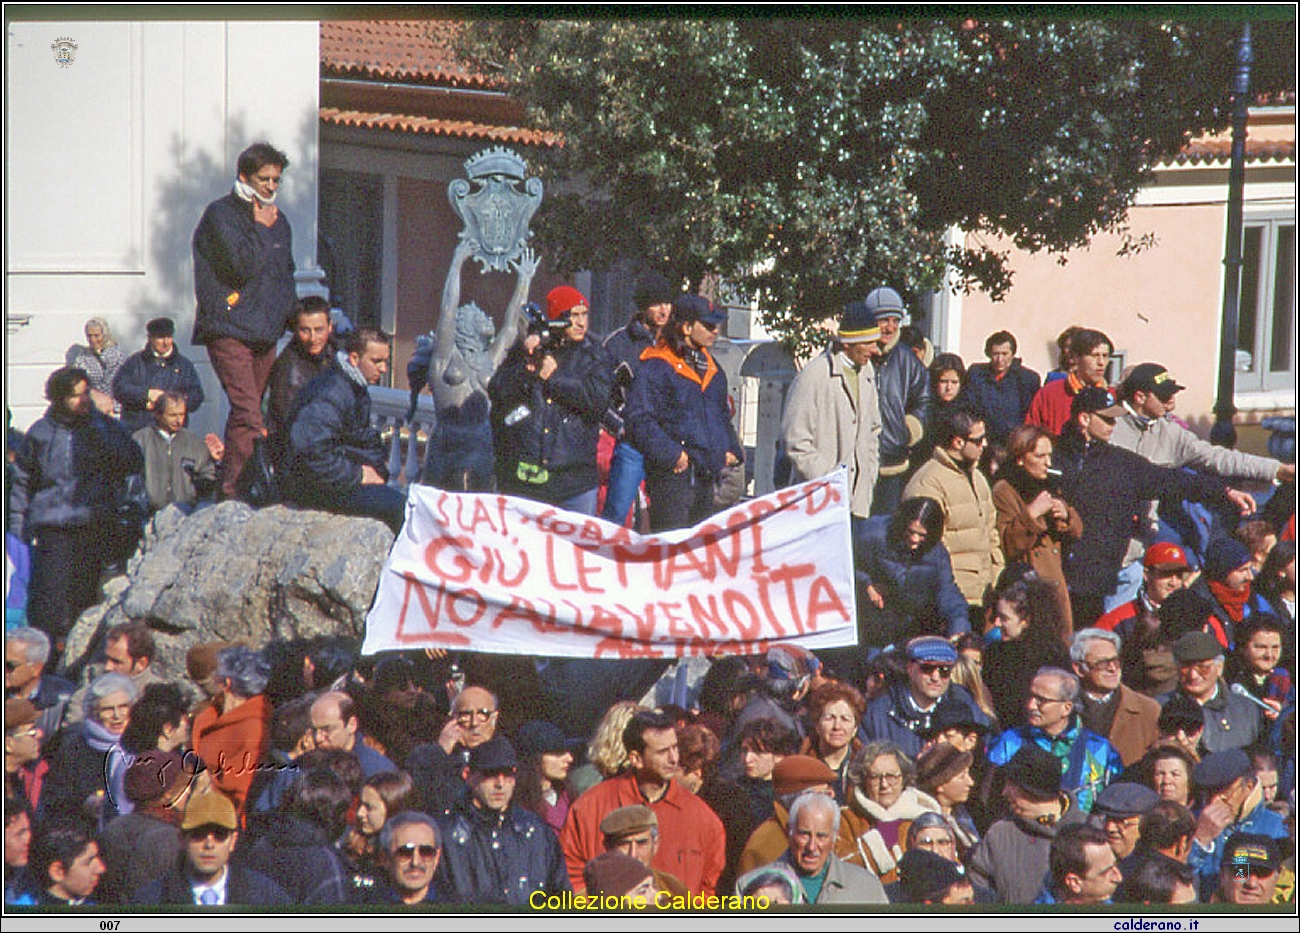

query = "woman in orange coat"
192;645;272;819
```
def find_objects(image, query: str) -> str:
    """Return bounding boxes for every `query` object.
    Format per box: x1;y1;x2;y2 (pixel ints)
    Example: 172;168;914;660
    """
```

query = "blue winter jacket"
986;718;1124;814
853;514;970;647
9;407;143;541
112;347;205;432
284;364;387;501
191;191;295;348
963;361;1041;445
436;801;571;905
624;343;742;478
859;679;993;760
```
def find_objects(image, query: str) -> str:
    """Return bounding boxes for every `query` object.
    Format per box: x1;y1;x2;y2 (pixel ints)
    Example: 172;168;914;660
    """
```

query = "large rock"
61;502;394;681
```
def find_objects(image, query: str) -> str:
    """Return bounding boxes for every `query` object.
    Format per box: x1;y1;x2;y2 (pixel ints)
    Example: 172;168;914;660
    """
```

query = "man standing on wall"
192;141;296;499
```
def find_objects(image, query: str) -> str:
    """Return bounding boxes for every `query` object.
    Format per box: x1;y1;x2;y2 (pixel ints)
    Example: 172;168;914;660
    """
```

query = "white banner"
362;467;858;660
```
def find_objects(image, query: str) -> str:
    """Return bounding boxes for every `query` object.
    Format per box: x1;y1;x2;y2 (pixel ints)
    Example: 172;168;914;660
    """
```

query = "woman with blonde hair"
949;652;998;726
566;700;643;799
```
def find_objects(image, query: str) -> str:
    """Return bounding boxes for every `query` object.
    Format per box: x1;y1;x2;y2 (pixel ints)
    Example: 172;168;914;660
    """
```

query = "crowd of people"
3;139;1297;912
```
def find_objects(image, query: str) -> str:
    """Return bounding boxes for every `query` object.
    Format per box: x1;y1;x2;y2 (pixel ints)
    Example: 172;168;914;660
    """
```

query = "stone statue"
411;148;542;491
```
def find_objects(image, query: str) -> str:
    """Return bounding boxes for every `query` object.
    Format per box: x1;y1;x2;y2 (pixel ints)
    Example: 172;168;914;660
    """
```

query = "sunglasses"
184;825;234;843
917;663;953;678
393;844;438;862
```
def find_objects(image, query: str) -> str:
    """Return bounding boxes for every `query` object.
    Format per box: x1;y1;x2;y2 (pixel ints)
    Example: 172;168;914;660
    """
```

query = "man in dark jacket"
859;637;991;759
436;737;570;905
489;285;612;514
9;367;143;649
192;141;296;499
237;768;353;905
963;330;1041;447
862;286;930;516
131;790;291;906
265;295;337;460
112;317;205;432
283;328;405;533
1054;387;1254;629
601;271;675;525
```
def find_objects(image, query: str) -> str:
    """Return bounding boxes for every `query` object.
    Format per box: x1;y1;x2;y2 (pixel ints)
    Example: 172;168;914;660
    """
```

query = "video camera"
522;301;571;354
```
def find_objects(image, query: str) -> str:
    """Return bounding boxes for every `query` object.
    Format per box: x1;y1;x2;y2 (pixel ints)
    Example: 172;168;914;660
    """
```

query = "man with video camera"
488;285;612;514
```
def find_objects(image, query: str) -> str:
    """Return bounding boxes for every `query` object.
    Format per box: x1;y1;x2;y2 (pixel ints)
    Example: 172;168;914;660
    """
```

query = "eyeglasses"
914;834;956;848
9;725;40;739
1179;660;1219;677
917;663;953;679
455;707;497;724
965;434;988;446
1083;656;1122;671
393;844;438;862
865;771;904;784
1094;413;1117;426
184;825;234;843
1027;692;1066;707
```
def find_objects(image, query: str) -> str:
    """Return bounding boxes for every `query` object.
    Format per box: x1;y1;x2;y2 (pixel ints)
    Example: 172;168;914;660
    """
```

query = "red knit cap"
546;285;588;321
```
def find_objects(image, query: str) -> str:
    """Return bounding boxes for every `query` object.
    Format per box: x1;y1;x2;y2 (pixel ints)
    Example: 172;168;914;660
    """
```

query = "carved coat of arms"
448;147;543;273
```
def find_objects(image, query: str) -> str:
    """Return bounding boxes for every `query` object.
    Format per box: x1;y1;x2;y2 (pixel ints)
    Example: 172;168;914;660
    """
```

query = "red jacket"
1026;375;1112;437
560;771;725;895
192;693;271;817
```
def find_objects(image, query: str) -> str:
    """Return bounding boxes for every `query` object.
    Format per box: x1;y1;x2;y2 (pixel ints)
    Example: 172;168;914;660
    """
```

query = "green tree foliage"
459;15;1295;350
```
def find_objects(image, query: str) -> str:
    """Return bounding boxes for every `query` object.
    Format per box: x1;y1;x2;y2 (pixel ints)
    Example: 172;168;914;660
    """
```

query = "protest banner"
362;467;858;660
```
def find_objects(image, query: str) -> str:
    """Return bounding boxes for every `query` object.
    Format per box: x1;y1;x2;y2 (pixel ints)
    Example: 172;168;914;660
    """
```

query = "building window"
1237;215;1296;394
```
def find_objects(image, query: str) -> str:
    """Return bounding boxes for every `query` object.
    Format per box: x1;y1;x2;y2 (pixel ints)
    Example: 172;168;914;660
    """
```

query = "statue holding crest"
408;148;542;491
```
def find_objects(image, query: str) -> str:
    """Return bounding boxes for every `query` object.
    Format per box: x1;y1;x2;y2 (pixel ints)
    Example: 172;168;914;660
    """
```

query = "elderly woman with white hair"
69;317;126;414
192;645;272;819
41;671;139;827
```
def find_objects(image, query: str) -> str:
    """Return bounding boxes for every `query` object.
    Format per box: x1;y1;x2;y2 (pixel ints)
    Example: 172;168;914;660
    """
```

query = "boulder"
61;502;394;681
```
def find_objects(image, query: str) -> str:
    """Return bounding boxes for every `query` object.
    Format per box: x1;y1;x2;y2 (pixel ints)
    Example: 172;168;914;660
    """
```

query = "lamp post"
1210;22;1253;449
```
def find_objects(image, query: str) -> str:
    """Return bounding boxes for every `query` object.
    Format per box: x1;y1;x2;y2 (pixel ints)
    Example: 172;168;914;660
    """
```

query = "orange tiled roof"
320;19;492;87
1172;136;1295;166
320;107;557;147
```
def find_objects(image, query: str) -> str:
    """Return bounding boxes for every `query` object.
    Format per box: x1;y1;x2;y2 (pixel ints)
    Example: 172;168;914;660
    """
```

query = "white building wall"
5;19;321;434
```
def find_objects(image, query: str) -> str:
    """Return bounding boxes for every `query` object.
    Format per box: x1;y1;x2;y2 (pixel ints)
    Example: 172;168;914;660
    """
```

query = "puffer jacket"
284;362;387;500
873;342;930;467
437;800;571;905
191;190;295;348
624;343;743;478
488;335;612;503
902;448;1004;604
9;407;143;541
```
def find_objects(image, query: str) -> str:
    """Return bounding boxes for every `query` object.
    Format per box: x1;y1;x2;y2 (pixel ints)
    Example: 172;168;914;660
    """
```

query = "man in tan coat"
902;407;1003;606
781;301;883;521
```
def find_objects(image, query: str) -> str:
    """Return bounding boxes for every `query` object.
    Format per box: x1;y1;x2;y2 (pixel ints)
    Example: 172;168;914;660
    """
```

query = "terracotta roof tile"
1167;136;1295;167
320;107;559;147
320;19;494;87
